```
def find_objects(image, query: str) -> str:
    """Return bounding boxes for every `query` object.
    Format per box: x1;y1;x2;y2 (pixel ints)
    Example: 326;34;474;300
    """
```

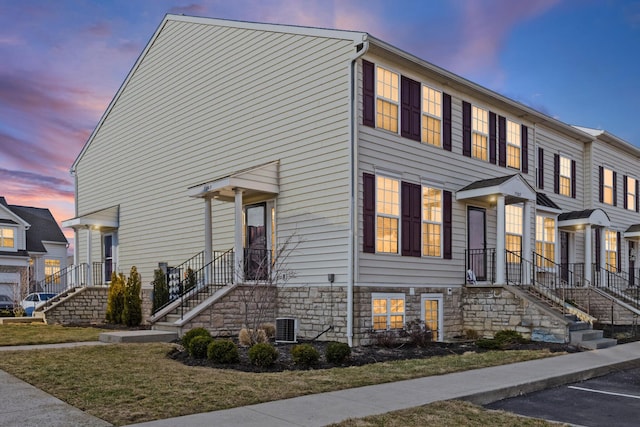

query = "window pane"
422;223;441;256
472;134;487;160
422;86;441;117
376;217;398;253
422;187;441;222
506;120;521;169
389;315;404;329
390;299;404;313
373;299;387;314
422;115;441;146
373;315;387;330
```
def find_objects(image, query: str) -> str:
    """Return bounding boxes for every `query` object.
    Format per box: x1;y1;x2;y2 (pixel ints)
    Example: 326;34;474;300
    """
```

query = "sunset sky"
1;0;639;246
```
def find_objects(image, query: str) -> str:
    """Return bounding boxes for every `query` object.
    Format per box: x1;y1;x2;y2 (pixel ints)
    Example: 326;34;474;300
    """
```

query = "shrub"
260;323;276;338
404;319;433;347
248;343;279;367
152;268;169;312
184;268;197;293
326;342;351;364
182;327;211;350
290;343;320;367
189;335;213;359
494;330;527;345
207;339;240;364
476;338;502;350
123;266;142;327
239;327;268;346
106;272;125;324
464;329;480;340
371;329;399;348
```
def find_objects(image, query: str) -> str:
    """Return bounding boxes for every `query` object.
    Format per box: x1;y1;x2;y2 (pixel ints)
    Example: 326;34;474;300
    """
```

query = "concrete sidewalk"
124;341;640;427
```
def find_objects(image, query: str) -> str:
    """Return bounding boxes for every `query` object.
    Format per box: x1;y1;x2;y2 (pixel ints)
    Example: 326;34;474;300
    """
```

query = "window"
422;86;442;146
472;106;488;160
45;259;61;284
603;168;614;205
626;176;636;211
0;227;14;248
605;230;617;270
422;187;442;257
559;156;572;197
372;293;405;330
375;66;399;132
536;215;556;267
376;176;399;253
506;120;521;169
505;205;522;262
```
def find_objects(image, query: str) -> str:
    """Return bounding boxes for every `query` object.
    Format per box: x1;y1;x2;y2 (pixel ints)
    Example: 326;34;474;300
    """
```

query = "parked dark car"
0;294;14;311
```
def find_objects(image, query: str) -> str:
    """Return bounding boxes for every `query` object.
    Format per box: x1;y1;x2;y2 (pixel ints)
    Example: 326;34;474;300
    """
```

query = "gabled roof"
558;209;610;228
536;193;561;211
456;174;536;204
0;198;67;253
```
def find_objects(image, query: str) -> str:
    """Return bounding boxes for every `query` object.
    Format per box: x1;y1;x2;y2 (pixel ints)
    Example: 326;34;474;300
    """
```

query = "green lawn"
0;323;106;346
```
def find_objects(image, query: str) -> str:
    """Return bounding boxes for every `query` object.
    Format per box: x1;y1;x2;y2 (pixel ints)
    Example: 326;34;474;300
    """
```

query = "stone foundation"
563;288;640;325
44;287;109;325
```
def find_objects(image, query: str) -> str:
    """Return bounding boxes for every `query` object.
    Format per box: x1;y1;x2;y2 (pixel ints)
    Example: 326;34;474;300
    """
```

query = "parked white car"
21;293;56;316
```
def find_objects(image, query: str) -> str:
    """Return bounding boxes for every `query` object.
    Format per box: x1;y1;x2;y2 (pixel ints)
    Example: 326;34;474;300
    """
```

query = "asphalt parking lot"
485;367;640;427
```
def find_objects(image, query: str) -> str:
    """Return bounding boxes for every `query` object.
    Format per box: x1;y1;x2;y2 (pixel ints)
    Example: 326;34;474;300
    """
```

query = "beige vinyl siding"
74;19;358;284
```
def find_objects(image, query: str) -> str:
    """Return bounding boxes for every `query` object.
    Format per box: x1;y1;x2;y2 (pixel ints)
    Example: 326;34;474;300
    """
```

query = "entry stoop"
99;330;178;343
569;321;617;350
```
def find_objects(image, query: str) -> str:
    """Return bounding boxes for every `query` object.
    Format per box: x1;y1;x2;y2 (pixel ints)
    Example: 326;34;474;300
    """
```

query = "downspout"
347;36;369;347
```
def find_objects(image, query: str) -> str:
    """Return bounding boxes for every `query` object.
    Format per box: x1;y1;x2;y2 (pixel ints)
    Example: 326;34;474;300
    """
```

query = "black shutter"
363;173;375;253
636;179;639;212
443;190;452;260
498;115;506;167
613;171;618;206
442;93;452;151
624;175;628;209
554;154;560;194
400;76;420;141
362;60;375;128
598;166;604;203
401;181;421;257
521;125;529;174
462;101;471;157
538;147;544;189
489;112;497;164
571;160;577;198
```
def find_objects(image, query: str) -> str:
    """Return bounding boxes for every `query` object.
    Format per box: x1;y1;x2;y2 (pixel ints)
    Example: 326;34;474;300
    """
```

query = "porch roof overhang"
624;224;640;239
456;174;536;204
557;209;610;229
62;205;119;229
187;160;280;202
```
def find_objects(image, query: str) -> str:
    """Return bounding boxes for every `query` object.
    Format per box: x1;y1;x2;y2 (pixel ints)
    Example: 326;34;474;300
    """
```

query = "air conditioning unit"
275;317;297;343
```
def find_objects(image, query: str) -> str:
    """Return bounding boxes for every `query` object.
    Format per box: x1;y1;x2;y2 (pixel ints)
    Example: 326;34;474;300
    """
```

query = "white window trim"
536;213;558;268
421;293;443;342
421;83;443;147
375;64;400;134
471;105;489;161
372;292;405;330
506;119;521;170
0;225;17;252
626;176;637;211
375;175;400;255
422;186;443;258
603;167;615;205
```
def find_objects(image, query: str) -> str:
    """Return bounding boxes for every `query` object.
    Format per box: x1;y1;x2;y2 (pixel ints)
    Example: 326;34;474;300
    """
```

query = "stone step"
569;321;592;331
579;337;618;350
165;314;181;323
99;330;178;343
153;322;181;333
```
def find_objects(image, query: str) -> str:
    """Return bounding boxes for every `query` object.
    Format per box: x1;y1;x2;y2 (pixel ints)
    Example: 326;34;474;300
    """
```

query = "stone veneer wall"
44;287;109;325
181;284;277;338
141;285;153;325
352;286;464;346
462;285;568;341
564;288;640;325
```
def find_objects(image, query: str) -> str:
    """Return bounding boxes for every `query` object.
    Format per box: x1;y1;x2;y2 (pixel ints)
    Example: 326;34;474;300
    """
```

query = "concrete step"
579;337;618;350
571;329;603;345
568;321;591;331
165;314;181;323
99;330;178;343
153;322;181;333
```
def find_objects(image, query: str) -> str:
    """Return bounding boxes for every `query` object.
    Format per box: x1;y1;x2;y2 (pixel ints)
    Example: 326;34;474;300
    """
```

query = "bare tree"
237;233;300;345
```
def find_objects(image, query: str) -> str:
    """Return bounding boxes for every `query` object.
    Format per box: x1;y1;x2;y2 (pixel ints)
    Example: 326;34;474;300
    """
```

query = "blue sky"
1;0;639;237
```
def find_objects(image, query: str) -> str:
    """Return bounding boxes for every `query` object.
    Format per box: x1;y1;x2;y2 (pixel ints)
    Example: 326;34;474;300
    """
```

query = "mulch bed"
168;339;577;373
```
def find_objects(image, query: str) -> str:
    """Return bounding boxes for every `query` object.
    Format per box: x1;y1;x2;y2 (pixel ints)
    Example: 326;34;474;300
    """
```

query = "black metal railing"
593;263;640;309
152;249;234;316
464;248;495;284
531;254;587;289
36;263;89;294
92;262;117;286
505;250;524;285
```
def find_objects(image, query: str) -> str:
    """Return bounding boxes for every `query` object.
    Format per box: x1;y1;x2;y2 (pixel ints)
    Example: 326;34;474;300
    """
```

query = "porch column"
204;196;212;284
599;227;606;285
496;195;506;284
86;226;92;286
234;189;244;283
522;200;532;284
584;225;592;285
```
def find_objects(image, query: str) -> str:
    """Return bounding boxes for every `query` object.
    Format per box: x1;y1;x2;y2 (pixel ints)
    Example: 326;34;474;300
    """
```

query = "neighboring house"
0;197;68;301
62;15;640;345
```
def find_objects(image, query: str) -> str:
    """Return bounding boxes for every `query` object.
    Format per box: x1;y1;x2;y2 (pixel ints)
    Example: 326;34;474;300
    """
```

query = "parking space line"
568;386;640;400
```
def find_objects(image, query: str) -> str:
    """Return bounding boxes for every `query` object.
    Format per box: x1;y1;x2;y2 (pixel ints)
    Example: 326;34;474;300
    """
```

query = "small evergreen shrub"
325;342;351;364
476;338;502;350
152;268;169;312
248;343;279;367
123;266;142;327
184;268;197;292
494;330;527;345
106;272;125;324
290;343;320;366
189;335;213;359
207;339;240;364
182;327;211;350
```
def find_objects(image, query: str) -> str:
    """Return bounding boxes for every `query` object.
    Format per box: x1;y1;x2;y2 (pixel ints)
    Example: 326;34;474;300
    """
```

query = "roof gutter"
347;35;369;347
